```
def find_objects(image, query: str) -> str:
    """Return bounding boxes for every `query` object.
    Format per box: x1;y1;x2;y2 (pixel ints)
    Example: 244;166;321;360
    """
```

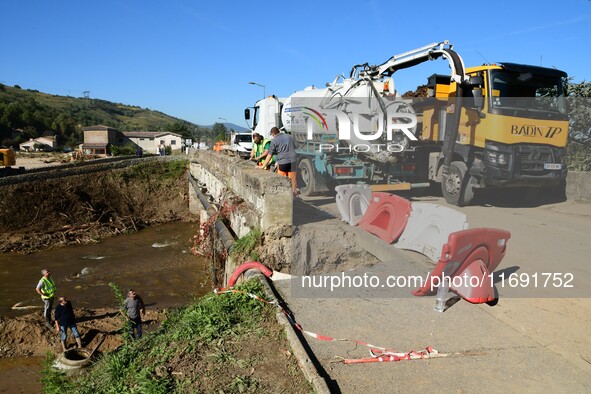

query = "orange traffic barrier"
357;192;411;244
213;141;225;152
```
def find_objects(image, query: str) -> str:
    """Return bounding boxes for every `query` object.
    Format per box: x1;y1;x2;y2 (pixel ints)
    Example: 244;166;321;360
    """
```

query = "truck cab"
230;132;253;158
244;96;284;139
420;63;568;204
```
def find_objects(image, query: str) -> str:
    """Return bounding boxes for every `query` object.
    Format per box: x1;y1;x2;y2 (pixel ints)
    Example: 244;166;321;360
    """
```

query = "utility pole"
83;90;91;108
248;82;266;98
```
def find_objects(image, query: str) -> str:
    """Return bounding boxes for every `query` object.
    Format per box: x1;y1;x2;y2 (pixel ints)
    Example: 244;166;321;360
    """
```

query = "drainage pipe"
188;173;235;252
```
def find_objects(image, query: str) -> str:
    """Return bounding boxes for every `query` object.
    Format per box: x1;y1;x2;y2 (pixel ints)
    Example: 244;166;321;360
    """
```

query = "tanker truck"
245;40;568;206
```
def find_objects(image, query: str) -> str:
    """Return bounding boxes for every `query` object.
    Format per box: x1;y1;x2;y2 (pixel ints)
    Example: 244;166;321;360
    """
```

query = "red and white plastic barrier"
335;184;373;226
412;228;511;304
357;192;411;244
396;203;469;262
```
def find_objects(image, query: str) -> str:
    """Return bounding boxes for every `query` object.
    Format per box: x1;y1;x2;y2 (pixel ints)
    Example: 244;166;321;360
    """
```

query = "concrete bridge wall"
567;171;591;202
188;150;293;285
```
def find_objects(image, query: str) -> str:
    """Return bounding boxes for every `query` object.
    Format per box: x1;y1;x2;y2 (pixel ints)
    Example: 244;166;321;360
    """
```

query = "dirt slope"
0;308;166;357
0;160;190;253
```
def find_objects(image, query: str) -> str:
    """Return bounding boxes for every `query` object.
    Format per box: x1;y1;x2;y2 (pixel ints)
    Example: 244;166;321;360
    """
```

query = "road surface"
275;195;591;392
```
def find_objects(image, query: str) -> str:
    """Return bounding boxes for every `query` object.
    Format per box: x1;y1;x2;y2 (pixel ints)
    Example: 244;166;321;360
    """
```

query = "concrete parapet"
566;171;591;202
189;150;293;234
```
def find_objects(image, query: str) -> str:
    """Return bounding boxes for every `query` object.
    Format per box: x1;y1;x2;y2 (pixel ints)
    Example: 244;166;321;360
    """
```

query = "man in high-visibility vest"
250;133;274;170
36;268;56;329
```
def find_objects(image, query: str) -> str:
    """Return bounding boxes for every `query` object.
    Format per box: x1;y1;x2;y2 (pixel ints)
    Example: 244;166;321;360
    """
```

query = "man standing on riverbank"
122;289;145;339
54;296;82;352
35;268;56;329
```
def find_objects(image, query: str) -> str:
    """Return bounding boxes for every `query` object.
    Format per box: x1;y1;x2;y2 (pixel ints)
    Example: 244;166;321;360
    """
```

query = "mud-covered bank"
0;307;167;358
0;159;192;253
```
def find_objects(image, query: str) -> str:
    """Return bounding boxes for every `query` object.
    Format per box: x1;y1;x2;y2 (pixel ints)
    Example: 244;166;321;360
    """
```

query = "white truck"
244;41;466;197
245;40;568;205
229;132;253;158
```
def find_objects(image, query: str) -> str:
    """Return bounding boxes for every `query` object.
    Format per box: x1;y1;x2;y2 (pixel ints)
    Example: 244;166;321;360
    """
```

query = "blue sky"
1;0;590;127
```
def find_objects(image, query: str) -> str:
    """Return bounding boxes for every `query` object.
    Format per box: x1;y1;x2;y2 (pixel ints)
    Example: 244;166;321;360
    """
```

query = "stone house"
81;125;183;156
81;125;122;155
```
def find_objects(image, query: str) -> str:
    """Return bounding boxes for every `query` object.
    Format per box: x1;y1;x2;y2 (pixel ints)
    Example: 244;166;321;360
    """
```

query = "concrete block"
396;203;469;262
567;171;591;201
335;184;372;226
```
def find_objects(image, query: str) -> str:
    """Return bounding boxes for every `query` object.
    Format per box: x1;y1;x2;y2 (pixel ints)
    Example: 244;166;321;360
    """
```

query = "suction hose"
227;261;272;288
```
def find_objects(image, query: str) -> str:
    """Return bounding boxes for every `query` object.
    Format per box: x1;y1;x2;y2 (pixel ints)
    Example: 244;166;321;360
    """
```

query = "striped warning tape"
214;288;444;364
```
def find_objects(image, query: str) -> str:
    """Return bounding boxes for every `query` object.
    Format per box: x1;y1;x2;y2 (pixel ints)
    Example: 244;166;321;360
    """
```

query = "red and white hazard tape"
214;288;444;364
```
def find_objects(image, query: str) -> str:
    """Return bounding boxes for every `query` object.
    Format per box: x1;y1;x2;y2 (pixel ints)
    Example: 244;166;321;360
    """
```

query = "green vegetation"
231;229;263;262
41;280;287;394
113;159;189;185
566;80;591;171
41;352;73;393
110;144;138;156
0;84;222;150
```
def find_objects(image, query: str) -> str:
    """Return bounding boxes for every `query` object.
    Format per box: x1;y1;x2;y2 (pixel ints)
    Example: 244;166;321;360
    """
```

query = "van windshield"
235;134;252;142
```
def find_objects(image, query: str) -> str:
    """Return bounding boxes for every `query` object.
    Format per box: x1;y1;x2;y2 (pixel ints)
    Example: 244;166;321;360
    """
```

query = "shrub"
111;144;137;156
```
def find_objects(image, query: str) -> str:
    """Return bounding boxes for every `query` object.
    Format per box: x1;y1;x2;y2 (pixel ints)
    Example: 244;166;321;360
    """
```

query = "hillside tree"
211;122;228;142
566;79;591;171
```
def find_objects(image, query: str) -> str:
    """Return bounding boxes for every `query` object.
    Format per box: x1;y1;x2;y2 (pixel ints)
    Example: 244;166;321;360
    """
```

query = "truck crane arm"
353;40;470;190
352;40;468;86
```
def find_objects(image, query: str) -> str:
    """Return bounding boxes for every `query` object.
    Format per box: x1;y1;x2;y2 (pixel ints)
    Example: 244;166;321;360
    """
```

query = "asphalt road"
275;195;591;393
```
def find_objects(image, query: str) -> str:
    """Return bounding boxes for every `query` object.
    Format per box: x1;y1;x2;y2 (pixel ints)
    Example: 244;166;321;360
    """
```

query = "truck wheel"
545;180;566;203
441;161;474;207
297;158;316;196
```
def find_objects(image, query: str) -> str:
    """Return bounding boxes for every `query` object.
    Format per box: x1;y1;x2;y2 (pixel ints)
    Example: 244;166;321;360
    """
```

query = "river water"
0;221;211;318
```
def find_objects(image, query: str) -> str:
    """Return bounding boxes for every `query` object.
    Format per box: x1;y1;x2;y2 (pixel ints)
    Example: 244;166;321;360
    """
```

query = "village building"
81;125;183;156
122;131;182;154
19;135;57;152
81;125;121;155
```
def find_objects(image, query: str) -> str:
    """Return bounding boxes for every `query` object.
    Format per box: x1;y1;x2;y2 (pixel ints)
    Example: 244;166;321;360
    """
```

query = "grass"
112;159;189;187
41;279;280;393
230;229;263;262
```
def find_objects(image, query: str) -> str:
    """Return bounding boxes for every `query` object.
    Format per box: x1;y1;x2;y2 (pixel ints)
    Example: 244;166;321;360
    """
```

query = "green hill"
0;83;199;148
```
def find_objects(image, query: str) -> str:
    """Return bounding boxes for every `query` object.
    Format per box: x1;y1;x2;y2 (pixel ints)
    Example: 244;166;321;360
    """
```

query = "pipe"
188;173;235;252
227;261;272;288
188;172;212;210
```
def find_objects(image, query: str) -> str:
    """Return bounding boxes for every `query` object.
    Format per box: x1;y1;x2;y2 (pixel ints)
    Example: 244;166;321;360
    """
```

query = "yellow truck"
0;147;25;176
418;62;568;205
0;147;16;167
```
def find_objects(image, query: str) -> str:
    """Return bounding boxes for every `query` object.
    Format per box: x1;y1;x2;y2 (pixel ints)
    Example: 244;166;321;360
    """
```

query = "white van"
231;133;253;159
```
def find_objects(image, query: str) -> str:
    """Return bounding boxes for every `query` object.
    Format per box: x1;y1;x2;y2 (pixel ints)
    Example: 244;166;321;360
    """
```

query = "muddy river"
0;221;211;392
0;221;211;318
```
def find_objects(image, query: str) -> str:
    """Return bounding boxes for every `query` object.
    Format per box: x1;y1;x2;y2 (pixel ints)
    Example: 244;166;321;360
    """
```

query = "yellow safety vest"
255;139;275;165
39;276;56;299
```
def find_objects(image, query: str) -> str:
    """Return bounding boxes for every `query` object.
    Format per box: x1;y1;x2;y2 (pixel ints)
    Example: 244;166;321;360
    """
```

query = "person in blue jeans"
54;296;82;352
122;289;145;339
